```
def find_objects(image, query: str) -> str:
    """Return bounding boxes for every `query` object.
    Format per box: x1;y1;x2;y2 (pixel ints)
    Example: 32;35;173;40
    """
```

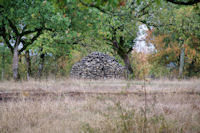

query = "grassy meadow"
0;79;200;133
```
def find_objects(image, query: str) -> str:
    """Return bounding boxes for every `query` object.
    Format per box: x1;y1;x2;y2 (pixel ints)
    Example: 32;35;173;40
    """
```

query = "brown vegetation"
0;79;200;133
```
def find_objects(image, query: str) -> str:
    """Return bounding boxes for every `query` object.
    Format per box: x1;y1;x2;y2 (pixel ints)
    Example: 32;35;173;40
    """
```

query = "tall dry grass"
0;79;200;133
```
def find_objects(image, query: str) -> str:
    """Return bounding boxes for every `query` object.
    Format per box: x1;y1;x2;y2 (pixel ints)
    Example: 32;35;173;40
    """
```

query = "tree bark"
38;51;45;79
12;45;20;81
178;47;185;78
54;58;58;79
188;58;195;77
1;50;5;80
25;50;32;80
111;27;134;75
123;54;133;74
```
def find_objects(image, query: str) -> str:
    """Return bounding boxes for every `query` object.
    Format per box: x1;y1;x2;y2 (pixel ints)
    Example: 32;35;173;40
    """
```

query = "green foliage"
146;3;200;78
1;0;199;79
0;0;72;79
0;44;12;80
0;0;70;49
149;62;172;78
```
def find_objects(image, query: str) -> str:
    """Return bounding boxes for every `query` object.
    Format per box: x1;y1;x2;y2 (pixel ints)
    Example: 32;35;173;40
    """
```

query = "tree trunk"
25;50;32;80
111;28;133;76
178;47;185;78
13;45;20;81
54;58;58;79
122;54;133;74
38;52;45;79
188;58;195;77
1;50;5;80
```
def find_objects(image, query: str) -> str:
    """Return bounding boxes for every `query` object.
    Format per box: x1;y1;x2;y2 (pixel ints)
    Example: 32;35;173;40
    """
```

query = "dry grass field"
0;79;200;133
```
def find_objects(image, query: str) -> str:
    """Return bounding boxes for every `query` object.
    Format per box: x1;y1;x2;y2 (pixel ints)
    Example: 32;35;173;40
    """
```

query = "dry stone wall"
70;52;125;79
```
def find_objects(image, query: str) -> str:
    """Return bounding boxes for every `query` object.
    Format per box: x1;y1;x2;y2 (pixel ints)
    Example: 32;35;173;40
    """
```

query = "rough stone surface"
70;52;125;79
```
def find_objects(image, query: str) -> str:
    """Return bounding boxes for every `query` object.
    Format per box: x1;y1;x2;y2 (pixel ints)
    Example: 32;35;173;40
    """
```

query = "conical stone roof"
70;52;125;79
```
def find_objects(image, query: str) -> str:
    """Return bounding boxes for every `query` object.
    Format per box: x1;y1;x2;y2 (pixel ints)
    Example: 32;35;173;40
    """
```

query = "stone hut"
70;52;125;79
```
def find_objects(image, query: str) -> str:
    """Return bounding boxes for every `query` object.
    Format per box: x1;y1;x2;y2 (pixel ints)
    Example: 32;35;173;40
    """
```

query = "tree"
146;4;200;78
29;31;73;79
0;0;70;80
25;50;32;80
0;40;12;80
49;0;157;75
0;43;5;80
76;0;156;75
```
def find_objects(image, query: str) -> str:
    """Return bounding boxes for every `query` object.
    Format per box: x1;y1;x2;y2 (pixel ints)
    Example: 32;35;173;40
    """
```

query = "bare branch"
79;0;109;14
2;34;13;53
165;0;200;5
19;27;53;53
7;19;19;36
21;25;27;33
0;22;14;53
138;19;173;28
137;1;155;18
20;30;38;37
20;27;52;37
0;5;4;15
127;47;133;54
19;29;43;54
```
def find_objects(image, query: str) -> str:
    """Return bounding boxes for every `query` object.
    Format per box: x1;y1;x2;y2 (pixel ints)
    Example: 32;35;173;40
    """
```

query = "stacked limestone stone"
70;52;125;79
